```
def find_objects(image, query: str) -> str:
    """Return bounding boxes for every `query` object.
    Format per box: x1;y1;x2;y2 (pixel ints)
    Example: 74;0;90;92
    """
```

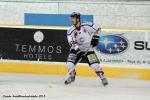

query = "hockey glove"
91;35;99;47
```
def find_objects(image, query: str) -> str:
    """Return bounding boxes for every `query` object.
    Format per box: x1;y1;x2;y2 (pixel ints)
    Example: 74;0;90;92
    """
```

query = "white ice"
0;73;150;100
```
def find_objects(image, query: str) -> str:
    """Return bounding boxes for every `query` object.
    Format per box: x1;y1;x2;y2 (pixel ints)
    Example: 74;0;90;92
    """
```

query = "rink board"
0;25;150;80
0;61;150;80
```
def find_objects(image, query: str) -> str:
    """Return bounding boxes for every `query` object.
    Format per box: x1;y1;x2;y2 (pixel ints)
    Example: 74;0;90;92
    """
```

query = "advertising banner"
0;26;150;68
0;27;69;62
96;29;150;67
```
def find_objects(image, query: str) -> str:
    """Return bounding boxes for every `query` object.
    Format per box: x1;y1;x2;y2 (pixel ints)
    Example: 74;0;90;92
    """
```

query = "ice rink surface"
0;73;150;100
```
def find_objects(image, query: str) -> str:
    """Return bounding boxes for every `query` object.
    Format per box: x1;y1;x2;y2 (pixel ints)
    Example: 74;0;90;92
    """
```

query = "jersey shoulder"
67;25;76;35
81;21;93;27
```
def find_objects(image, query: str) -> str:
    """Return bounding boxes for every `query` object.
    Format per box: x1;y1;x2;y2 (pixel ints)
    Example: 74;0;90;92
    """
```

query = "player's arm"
91;23;101;47
92;23;101;34
67;33;81;55
67;30;80;51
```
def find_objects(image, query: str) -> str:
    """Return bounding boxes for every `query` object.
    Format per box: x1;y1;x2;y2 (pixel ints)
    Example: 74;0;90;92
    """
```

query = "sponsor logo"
96;34;128;54
0;27;68;61
33;31;44;43
15;31;62;61
134;41;150;50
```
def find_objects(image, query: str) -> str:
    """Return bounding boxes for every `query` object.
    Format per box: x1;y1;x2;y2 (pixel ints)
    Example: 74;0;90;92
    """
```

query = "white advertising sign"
96;29;150;68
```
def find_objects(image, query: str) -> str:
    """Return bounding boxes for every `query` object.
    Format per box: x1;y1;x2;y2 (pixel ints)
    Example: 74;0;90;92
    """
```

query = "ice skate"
64;70;76;85
96;71;108;86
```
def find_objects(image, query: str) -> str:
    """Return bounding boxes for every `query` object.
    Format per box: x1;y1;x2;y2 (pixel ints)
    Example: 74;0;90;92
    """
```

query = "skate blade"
101;78;108;86
64;81;69;85
64;79;75;85
102;81;108;86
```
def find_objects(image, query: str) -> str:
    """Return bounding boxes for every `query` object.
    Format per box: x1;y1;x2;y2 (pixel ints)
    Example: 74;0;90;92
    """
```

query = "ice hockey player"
64;12;108;86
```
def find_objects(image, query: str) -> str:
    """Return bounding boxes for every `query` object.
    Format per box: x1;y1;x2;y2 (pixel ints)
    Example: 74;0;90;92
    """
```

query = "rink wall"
0;1;150;28
0;61;150;80
0;25;150;80
0;0;150;80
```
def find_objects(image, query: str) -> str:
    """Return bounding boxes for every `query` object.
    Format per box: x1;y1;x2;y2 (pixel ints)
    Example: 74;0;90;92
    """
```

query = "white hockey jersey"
67;21;101;51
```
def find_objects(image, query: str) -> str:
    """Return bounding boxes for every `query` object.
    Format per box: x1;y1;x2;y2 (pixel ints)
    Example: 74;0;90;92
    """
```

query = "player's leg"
64;49;84;85
91;63;108;86
85;51;108;86
65;61;76;85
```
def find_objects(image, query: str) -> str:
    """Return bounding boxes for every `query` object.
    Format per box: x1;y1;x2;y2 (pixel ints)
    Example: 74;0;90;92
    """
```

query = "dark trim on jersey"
67;28;76;36
92;27;97;31
81;24;93;27
68;23;99;36
81;24;98;31
67;33;71;36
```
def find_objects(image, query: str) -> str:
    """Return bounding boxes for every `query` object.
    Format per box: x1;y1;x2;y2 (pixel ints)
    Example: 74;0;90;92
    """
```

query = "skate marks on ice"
49;76;150;100
0;73;150;100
